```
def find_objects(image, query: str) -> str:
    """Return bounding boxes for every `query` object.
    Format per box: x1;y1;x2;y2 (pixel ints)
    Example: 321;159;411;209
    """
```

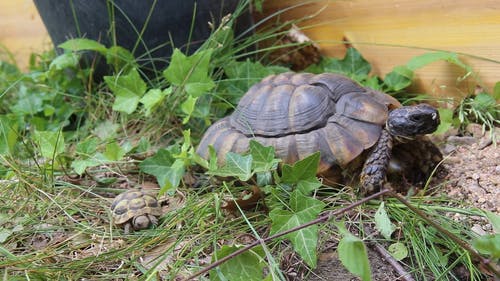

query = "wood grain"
0;0;50;69
258;0;500;99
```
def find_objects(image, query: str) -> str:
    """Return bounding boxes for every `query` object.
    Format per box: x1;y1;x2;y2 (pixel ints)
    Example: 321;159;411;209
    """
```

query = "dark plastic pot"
33;0;253;77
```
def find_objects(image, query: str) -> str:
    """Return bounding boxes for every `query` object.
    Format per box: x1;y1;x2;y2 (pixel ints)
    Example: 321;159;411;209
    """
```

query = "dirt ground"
307;124;499;281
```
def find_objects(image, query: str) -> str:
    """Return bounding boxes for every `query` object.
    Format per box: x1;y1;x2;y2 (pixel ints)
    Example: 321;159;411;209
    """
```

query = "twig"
186;188;391;280
389;191;500;278
373;242;415;281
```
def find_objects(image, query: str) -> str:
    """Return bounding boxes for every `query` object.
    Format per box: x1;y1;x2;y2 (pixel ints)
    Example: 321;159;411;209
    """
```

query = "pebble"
446;135;477;146
471;224;487;236
495;165;500;174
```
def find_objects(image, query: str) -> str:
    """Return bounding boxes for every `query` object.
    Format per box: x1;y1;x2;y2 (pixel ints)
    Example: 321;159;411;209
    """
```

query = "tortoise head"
386;104;440;138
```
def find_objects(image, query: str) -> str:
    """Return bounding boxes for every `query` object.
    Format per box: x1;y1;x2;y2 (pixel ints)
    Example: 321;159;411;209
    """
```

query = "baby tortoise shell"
111;190;162;233
197;72;442;193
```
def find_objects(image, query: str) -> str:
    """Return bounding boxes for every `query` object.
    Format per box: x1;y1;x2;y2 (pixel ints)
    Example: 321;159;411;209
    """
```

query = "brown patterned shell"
111;190;162;225
197;72;401;173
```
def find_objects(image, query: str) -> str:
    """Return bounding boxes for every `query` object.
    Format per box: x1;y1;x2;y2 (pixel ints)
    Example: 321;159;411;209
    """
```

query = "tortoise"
111;190;162;233
196;72;442;194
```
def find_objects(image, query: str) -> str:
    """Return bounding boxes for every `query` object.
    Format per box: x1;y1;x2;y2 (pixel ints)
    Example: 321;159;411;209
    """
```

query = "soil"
307;124;499;281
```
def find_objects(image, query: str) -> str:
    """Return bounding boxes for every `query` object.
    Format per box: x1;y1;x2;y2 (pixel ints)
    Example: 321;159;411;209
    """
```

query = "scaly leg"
360;129;393;194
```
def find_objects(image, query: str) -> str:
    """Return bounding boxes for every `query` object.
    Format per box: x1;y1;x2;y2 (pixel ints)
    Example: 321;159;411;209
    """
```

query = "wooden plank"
0;0;50;69
258;0;500;99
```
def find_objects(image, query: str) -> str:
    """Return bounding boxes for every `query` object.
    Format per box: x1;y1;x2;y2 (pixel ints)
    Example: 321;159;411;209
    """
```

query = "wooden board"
0;0;50;69
258;0;500;99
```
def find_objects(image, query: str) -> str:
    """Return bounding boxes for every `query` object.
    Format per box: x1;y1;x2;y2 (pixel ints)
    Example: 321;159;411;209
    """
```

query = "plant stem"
186;188;391;280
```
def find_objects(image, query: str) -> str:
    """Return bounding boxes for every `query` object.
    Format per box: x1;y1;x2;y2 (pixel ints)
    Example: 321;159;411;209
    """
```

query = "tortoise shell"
111;190;162;225
197;72;401;173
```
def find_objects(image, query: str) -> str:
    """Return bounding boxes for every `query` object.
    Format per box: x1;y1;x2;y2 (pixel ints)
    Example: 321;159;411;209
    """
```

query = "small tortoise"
111;190;162;233
197;72;442;193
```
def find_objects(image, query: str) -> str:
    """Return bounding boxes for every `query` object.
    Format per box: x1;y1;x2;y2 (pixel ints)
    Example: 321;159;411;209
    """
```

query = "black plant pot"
33;0;254;78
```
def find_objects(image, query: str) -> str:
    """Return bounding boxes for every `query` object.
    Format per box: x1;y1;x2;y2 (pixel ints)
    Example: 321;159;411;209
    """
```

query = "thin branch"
373;242;415;281
186;188;391;280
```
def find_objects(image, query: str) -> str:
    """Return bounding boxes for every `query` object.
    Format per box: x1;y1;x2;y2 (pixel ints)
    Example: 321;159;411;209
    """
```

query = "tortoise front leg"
360;129;393;194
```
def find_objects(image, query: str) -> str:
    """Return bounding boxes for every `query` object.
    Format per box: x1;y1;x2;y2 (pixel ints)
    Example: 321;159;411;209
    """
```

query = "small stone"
472;173;480;180
495;166;500;174
465;123;485;138
446;135;477;146
442;144;457;155
471;224;487;236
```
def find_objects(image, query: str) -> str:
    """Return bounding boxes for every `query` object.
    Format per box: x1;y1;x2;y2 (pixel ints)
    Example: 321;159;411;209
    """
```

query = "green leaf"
493;81;500;100
139;149;185;195
103;141;125;161
388;242;408;261
33;130;65;159
473;93;496;112
406;51;471;73
269;190;325;268
140;88;172;117
104;68;147;114
0;115;18;155
383;65;414;92
296;178;322;194
249;140;280;173
0;228;13;243
374;202;395;240
76;138;98;157
163;48;215;97
106;45;136;72
210;245;266;281
58;38;108;54
484;211;500;234
336;222;371;281
71;158;101;175
210;152;253;181
309;48;371;81
49;53;80;71
93;120;119;140
222;59;279;95
472;234;500;259
434;108;454;134
281;152;320;182
180;96;198;124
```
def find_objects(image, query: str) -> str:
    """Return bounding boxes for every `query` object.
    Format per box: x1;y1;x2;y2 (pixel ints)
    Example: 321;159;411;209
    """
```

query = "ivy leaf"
281;152;320;183
249;140;280;173
374;202;395;240
472;234;500;259
75;137;98;156
139;149;185;195
269;190;325;268
309;48;371;81
49;53;80;71
106;45;136;72
388;242;408;261
335;222;372;281
71;158;101;175
32;130;65;159
384;65;414;92
104;68;147;114
209;152;253;181
140;88;172;117
58;38;108;54
222;59;281;95
180;95;198;124
103;141;125;161
0;115;18;155
210;245;266;281
163;48;215;97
